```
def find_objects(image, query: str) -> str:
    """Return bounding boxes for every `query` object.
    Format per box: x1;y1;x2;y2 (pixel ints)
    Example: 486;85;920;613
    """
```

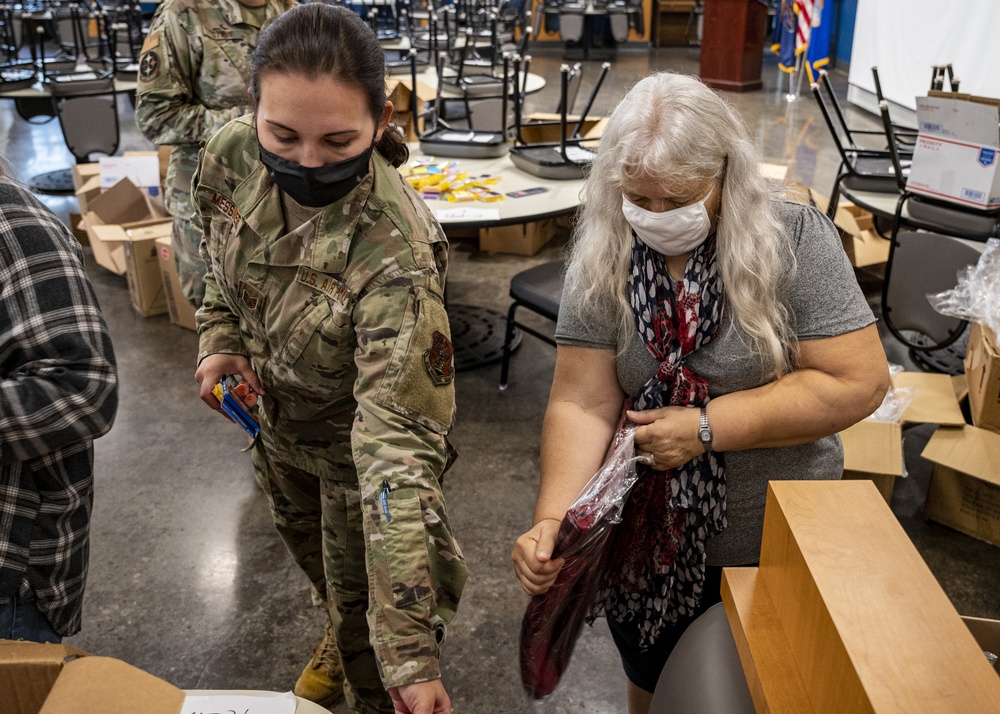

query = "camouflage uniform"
135;0;294;307
196;116;468;714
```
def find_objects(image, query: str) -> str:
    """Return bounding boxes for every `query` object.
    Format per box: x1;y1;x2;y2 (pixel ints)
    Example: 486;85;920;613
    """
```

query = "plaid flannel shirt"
0;177;118;636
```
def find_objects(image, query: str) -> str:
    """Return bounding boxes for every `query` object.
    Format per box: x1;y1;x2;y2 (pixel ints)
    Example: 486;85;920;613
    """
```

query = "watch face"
700;427;712;442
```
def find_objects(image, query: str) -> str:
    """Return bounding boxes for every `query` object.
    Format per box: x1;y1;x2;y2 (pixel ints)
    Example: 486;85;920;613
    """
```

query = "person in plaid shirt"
0;170;118;642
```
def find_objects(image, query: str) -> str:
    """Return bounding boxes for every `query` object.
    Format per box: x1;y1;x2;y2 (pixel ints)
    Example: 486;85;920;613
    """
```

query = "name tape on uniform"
295;266;351;304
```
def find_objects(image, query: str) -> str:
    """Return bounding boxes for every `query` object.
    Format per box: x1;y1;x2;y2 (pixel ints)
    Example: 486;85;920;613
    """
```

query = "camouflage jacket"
135;0;294;219
195;116;467;688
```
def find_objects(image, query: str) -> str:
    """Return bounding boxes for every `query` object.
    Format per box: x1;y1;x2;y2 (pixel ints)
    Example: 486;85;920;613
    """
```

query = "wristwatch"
699;406;713;454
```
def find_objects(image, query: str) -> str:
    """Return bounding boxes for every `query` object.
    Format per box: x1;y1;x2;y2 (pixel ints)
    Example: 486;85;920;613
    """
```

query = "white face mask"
621;190;714;257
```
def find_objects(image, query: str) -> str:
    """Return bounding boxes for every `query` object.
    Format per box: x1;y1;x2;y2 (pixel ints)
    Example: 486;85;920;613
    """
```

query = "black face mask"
257;140;374;208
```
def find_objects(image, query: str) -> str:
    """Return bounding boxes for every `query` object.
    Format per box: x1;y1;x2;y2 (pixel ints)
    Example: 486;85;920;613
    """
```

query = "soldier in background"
193;6;467;714
134;0;349;708
134;0;294;309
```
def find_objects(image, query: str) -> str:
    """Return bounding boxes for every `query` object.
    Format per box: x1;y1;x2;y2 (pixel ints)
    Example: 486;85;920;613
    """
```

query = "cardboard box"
479;217;564;256
67;212;88;247
964;616;1000;675
841;418;903;503
966;322;1000;432
123;222;172;317
907;93;1000;210
126;147;171;186
0;640;184;714
71;163;101;215
841;372;967;502
809;190;891;267
517;113;605;145
155;235;198;331
81;179;172;275
922;425;1000;548
386;78;436;142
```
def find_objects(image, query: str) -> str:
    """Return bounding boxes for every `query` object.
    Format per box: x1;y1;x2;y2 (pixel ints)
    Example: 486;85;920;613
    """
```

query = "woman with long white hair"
512;72;889;713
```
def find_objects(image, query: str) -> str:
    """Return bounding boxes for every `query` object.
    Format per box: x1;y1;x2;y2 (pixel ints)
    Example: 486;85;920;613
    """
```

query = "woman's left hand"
627;406;705;470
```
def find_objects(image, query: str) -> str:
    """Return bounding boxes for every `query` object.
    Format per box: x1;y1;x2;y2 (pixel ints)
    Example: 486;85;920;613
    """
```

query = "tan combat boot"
294;621;346;708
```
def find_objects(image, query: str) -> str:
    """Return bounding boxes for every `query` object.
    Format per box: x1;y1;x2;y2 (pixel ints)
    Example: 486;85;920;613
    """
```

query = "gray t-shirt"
555;200;876;565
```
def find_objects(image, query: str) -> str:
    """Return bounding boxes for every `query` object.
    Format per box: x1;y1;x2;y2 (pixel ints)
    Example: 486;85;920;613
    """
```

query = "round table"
411;149;585;229
405;147;585;369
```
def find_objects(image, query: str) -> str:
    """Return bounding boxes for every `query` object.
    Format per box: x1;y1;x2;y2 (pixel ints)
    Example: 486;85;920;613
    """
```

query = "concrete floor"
1;46;998;713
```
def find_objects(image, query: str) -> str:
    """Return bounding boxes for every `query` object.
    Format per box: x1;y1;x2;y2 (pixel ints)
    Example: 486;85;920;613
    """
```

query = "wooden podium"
699;0;768;91
722;481;1000;713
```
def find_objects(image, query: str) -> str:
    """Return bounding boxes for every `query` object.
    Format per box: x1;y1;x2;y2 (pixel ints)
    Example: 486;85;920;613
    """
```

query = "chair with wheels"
875;101;990;362
648;603;755;714
499;259;565;390
881;229;982;356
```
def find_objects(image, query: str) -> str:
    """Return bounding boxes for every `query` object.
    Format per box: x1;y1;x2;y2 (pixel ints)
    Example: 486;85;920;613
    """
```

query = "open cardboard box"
0;640;184;714
155;235;198;331
841;371;967;502
517;113;605;145
386;78;436;143
71;163;102;216
922;425;1000;548
80;179;172;276
966;322;1000;432
809;189;891;267
964;616;1000;675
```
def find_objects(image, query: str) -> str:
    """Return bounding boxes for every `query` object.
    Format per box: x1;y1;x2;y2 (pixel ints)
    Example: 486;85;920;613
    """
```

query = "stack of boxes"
70;147;196;331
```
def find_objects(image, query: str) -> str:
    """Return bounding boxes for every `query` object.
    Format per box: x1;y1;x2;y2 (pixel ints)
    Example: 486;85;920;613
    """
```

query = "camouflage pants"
252;444;394;714
172;214;207;308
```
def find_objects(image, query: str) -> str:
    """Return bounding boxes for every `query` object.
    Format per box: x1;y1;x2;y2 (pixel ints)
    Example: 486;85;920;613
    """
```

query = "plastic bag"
869;385;915;423
519;419;647;700
928;237;1000;336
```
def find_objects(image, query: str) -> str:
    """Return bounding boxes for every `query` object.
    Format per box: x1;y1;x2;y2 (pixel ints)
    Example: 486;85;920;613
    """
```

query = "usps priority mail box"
906;95;1000;211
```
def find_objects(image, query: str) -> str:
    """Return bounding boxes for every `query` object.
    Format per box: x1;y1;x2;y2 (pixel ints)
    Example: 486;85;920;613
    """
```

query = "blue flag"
772;0;798;73
804;0;833;82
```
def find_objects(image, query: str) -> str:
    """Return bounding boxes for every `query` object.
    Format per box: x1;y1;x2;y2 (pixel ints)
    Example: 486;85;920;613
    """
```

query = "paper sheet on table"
555;146;595;162
435;207;501;221
181;691;296;714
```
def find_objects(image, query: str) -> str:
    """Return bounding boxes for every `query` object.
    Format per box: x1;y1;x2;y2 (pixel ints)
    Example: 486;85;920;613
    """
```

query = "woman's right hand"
195;353;264;412
512;518;565;596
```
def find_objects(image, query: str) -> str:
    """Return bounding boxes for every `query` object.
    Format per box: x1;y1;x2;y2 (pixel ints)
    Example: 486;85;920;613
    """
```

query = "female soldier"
512;73;889;713
136;0;294;308
193;6;467;714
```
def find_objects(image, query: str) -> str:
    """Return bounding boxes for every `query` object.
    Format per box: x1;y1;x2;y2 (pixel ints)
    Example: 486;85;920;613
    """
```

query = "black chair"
869;66;917;148
499;259;564;390
648;603;755;714
876;100;992;358
50;76;119;163
881;230;982;356
509;59;610;180
811;70;902;218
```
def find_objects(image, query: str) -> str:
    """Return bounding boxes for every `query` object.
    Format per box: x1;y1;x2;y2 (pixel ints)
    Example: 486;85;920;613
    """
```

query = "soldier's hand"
195;353;264;412
512;518;565;596
388;679;450;714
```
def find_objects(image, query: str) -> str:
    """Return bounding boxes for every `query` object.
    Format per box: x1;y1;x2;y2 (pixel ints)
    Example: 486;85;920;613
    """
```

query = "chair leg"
828;168;845;219
499;301;520;391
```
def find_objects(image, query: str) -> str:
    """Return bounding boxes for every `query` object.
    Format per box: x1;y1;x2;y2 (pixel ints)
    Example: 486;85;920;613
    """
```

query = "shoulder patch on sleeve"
375;288;456;434
139;50;161;82
423;331;454;386
141;30;159;53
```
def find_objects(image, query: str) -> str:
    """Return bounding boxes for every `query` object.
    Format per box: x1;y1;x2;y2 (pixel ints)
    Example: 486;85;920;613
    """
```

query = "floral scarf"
601;233;727;649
